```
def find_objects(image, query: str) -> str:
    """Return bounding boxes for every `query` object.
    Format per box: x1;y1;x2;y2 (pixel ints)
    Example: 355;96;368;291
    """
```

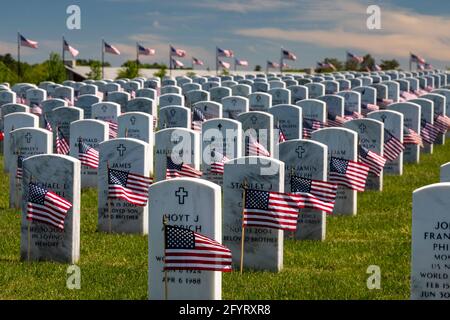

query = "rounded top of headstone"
149;177;221;193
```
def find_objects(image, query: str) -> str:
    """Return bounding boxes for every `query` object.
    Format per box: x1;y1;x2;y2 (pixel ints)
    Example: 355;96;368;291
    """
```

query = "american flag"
358;145;386;177
19;34;38;49
276;123;287;143
16;155;24;180
219;60;231;69
417;63;425;71
78;141;99;169
191;107;205;132
410;53;426;64
243;189;302;231
343;110;364;121
166;156;203;179
246;135;271;157
400;91;418;101
44;116;53;132
235;59;249;66
210;151;229;175
383;129;405;161
420;119;440;144
267;61;279;68
372;64;382;71
108;167;152;206
377;98;394;108
172;58;184;68
217;47;234;58
329;157;370;192
290;175;337;214
56;127;70;155
104;41;121;55
281;49;296;61
164;225;232;272
105;120;118;138
361;103;379;115
303;118;324;138
326;113;346;127
26;182;72;230
170;46;186;57
403;127;423;146
424;63;433;70
317;62;336;70
137;43;155;56
347;51;364;63
30;103;42;115
63;39;79;57
434;114;450;134
192;57;204;66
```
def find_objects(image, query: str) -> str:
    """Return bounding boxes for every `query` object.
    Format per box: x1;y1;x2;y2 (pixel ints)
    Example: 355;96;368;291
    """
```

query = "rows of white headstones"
1;68;450;300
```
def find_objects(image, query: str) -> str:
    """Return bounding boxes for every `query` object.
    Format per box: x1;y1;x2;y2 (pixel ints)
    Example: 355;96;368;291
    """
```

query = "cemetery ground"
0;143;449;300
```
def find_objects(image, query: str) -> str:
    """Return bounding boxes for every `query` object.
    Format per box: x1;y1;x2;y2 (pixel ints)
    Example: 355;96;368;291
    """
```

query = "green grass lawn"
1;143;449;300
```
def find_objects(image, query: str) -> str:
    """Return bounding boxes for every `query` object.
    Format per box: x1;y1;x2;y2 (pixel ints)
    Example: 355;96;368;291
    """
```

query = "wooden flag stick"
290;167;296;239
124;128;128;138
27;173;34;262
240;178;248;275
163;216;169;300
107;161;112;233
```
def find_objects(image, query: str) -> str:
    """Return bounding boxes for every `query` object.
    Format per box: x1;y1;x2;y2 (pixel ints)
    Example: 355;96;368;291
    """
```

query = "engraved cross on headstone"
296;145;306;158
117;144;126;156
25;133;32;143
175;187;188;205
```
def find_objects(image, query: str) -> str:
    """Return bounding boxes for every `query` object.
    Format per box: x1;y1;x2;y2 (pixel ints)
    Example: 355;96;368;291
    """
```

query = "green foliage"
45;52;67;83
86;61;102;80
380;59;400;71
77;59;110;67
316;58;344;73
254;65;262;72
0;61;18;84
2;140;450;299
186;71;196;78
117;61;141;79
124;60;166;69
153;65;167;79
220;68;230;76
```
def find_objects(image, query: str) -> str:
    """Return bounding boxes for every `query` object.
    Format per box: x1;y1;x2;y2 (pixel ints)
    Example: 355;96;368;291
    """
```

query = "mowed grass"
1;142;449;300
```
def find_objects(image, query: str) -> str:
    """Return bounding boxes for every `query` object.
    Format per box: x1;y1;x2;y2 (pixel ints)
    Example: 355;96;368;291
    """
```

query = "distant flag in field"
63;38;79;58
317;61;336;71
235;58;249;67
420;119;440;144
164;225;232;272
246;135;271;157
267;61;279;69
217;47;234;58
166;156;203;179
16;155;24;180
19;33;38;49
172;58;184;68
358;145;386;177
328;157;370;192
400;91;418;101
210;151;230;175
361;103;379;116
137;43;155;56
218;60;231;69
78;141;99;169
343;110;364;121
281;48;296;61
303;118;324;138
30;103;42;115
403;126;423;147
107;167;152;206
276;123;287;143
192;57;204;66
326;113;346;127
434;114;450;133
26;182;72;230
191;107;206;131
347;51;364;63
170;45;186;57
424;63;433;70
383;129;405;161
243;189;303;231
104;41;121;55
417;63;425;71
377;98;394;108
105;120;118;138
410;53;426;64
372;64;382;72
56;127;70;155
290;175;337;214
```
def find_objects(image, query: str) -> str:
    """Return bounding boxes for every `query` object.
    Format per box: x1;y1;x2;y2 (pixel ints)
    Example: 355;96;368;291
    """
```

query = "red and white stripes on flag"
246;135;270;157
403;127;423;147
44;116;53;132
383;129;405;161
217;47;234;58
78;141;99;169
358;145;386;177
166;156;203;179
137;43;155;56
19;34;38;49
281;49;297;61
104;41;121;55
164;225;232;272
361;103;379;116
303;118;324;138
30;103;43;115
108;167;152;206
326;114;346;127
56;127;70;155
243;189;303;231
219;60;231;69
172;58;184;68
290;175;337;214
267;61;279;68
26;182;72;230
105;120;118;138
210;152;230;175
192;57;204;66
420;119;440;144
235;59;249;66
434;114;450;133
329;157;370;192
171;46;186;57
63;39;79;57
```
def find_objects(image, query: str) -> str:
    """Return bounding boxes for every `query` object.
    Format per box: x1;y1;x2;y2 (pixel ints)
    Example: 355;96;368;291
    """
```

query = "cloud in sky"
194;0;296;13
234;0;450;62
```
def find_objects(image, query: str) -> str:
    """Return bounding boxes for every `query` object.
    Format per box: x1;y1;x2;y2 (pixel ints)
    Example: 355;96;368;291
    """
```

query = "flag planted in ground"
108;167;152;206
358;145;386;177
290;175;337;214
78;141;99;169
166;156;203;179
329;157;370;192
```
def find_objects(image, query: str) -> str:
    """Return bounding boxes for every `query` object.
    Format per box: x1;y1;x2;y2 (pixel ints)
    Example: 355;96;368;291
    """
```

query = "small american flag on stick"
210;151;229;175
326;113;346;127
164;225;232;272
420;119;440;144
383;129;405;161
329;157;370;192
166;156;203;179
26;182;72;230
56;127;70;155
108;167;152;206
78;141;99;169
303;118;323;138
358;145;386;177
403;127;423;147
16;155;24;180
246;135;271;157
290;175;337;214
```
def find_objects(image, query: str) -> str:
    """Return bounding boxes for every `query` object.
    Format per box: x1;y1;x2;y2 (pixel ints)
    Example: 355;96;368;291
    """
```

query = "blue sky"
1;0;450;69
